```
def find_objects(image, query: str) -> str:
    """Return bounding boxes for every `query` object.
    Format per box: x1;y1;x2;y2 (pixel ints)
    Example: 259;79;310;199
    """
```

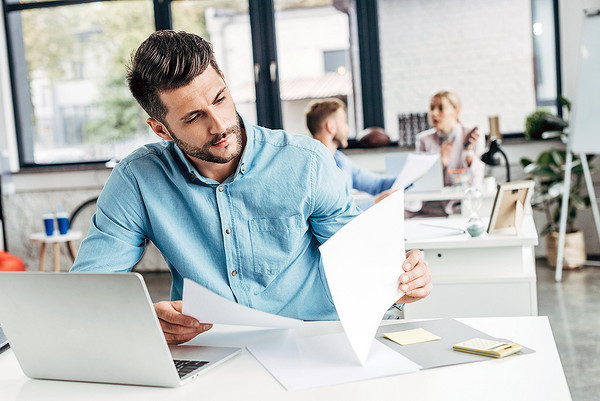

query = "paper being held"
392;153;440;190
319;190;406;366
182;279;302;329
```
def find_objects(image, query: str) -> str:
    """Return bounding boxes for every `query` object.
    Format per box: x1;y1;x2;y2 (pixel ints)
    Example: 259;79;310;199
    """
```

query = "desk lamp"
481;116;511;182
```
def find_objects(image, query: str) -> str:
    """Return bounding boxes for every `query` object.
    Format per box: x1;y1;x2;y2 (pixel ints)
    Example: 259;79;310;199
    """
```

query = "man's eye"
186;115;198;124
215;96;225;104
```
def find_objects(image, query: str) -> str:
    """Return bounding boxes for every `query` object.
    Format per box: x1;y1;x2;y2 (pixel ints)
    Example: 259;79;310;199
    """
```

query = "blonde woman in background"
410;91;485;216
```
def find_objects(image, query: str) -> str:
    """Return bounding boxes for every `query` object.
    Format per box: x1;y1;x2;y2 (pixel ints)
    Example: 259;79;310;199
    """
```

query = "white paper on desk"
392;153;440;190
182;279;302;329
247;332;421;391
404;219;468;241
319;190;406;366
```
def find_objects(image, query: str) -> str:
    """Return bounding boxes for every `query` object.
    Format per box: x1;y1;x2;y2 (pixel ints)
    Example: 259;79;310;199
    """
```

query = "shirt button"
225;228;232;234
241;167;246;173
231;270;237;277
218;186;224;192
189;173;195;180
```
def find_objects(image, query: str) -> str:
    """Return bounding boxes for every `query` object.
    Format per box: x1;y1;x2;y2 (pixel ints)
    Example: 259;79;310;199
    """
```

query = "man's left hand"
395;249;432;304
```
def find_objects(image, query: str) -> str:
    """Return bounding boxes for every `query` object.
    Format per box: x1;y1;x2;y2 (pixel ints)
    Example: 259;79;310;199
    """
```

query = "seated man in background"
71;31;432;345
306;98;397;209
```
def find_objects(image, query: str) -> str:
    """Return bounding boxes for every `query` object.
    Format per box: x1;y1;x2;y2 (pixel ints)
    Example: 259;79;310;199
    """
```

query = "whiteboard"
570;11;600;154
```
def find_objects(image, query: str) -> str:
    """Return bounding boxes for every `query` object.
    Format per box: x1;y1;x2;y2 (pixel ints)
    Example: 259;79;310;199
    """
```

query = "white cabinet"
403;216;538;319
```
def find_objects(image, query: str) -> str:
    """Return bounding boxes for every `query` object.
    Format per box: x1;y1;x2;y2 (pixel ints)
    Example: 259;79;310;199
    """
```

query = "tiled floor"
140;258;600;401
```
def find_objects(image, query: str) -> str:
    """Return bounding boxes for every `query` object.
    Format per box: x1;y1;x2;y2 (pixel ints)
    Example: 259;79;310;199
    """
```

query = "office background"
0;0;599;399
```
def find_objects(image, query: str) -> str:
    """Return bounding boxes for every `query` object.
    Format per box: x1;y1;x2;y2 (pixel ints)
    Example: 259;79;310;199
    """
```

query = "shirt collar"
436;123;462;144
171;113;255;185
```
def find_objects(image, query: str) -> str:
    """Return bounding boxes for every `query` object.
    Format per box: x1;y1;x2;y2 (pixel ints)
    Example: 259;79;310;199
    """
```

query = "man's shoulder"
119;141;171;164
114;141;175;174
252;125;329;157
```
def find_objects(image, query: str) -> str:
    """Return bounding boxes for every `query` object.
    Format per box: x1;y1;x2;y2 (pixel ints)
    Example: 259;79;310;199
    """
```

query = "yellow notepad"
453;338;522;358
383;328;441;345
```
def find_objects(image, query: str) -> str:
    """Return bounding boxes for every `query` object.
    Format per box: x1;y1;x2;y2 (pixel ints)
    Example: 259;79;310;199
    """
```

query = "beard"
333;134;348;149
170;115;243;164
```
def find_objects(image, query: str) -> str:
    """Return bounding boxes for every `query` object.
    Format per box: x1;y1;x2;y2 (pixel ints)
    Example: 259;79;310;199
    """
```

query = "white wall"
378;0;536;140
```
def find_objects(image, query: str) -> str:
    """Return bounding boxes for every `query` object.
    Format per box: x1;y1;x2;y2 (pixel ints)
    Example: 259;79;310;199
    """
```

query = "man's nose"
207;109;227;134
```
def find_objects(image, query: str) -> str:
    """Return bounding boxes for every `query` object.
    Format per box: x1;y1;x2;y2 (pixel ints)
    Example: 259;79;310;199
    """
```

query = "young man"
306;99;397;207
71;31;432;345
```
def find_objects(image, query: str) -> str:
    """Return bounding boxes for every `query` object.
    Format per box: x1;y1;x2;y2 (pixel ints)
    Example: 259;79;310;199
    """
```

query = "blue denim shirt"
71;116;360;320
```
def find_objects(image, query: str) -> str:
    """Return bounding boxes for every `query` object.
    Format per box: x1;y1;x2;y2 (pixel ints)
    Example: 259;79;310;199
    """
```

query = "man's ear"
147;118;173;141
324;117;337;136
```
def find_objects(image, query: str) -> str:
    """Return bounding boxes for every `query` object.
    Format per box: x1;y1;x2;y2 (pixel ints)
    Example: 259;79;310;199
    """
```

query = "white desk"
404;215;538;319
0;317;570;400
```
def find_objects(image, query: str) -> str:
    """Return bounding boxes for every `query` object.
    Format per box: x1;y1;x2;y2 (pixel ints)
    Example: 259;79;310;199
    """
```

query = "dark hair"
126;30;221;122
305;98;346;136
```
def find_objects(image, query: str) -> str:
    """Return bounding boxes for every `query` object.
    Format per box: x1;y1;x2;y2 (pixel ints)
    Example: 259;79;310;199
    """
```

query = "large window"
6;1;157;165
2;0;562;167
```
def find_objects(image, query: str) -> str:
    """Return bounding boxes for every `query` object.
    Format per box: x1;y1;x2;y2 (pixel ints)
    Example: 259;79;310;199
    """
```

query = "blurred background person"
306;98;396;209
410;90;485;216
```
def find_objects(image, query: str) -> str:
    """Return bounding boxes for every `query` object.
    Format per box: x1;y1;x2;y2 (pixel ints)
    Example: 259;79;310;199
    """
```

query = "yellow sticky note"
383;328;441;345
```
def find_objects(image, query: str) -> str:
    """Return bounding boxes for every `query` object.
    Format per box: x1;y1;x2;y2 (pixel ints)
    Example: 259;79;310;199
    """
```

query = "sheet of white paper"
182;279;301;329
319;190;406;366
405;219;468;241
247;332;421;391
392;153;440;190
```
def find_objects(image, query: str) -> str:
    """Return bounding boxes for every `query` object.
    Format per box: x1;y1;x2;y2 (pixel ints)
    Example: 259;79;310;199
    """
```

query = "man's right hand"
154;300;212;345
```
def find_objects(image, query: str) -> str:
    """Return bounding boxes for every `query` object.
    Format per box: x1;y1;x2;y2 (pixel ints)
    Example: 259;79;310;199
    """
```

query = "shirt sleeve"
70;163;147;273
337;151;396;195
309;146;361;244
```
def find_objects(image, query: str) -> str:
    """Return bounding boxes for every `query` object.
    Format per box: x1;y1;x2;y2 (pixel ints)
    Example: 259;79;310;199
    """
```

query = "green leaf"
520;158;533;168
549;149;564;167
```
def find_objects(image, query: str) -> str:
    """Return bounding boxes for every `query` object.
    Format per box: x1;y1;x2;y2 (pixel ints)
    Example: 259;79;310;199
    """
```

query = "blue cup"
43;213;55;236
56;213;69;235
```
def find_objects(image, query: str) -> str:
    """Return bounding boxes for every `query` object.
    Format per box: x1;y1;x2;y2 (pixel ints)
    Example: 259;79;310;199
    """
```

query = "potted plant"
521;102;594;268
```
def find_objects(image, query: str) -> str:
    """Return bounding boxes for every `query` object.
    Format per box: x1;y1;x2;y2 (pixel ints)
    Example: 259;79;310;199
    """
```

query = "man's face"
151;67;242;165
332;108;349;149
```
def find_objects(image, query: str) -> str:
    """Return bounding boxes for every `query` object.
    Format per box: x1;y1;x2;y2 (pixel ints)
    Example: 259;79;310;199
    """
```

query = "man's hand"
374;188;399;204
395;249;432;304
154;300;212;345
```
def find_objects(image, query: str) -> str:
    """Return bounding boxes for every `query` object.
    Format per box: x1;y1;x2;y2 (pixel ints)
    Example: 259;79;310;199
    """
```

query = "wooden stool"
29;231;82;272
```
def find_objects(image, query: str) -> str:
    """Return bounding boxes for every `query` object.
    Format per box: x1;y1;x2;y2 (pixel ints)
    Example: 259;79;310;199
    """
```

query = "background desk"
405;186;496;216
0;317;570;400
404;215;538;319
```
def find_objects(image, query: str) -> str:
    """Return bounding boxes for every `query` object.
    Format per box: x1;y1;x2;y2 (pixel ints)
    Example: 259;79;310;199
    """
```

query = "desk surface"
0;317;570;401
404;186;496;202
405;215;538;249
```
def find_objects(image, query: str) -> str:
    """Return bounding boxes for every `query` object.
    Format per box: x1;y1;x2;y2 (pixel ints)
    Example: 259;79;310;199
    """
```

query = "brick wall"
378;0;536;140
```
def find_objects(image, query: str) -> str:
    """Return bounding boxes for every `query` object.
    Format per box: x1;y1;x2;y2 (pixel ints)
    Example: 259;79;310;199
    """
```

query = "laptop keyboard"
173;359;209;379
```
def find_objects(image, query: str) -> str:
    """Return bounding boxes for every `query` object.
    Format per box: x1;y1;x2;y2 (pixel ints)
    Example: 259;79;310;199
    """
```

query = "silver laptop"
0;272;241;387
385;152;444;192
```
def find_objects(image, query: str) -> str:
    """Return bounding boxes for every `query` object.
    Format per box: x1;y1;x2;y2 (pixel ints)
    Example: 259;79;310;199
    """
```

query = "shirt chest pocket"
248;215;304;276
